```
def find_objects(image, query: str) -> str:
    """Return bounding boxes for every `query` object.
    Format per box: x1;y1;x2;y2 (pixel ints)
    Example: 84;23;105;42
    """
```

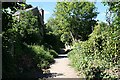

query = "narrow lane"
46;54;79;78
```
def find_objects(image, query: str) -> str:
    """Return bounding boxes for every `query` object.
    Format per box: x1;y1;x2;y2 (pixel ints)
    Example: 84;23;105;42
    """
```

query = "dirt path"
45;54;79;78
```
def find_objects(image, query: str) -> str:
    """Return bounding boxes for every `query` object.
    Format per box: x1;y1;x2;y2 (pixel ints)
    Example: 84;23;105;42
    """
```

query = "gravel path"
46;54;79;78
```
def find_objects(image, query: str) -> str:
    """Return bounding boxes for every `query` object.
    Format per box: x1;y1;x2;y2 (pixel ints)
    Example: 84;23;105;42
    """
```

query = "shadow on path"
43;72;64;78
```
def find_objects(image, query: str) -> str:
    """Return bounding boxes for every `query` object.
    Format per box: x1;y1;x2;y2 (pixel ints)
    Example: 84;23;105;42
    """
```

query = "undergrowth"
68;23;120;79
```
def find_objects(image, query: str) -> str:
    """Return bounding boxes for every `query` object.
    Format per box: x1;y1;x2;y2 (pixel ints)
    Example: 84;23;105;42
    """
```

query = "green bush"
68;23;120;79
43;32;64;53
31;45;54;69
49;49;58;58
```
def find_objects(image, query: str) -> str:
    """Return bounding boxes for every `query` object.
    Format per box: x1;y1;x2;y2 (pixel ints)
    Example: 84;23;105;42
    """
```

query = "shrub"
49;49;58;58
31;45;54;69
68;23;120;79
43;32;64;53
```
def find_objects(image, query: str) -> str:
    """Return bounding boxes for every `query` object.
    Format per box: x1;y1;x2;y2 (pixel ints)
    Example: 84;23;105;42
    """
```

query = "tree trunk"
70;31;75;43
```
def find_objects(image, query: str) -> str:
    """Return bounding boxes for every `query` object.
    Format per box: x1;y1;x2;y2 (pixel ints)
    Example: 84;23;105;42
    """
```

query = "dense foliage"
68;2;120;79
2;2;55;79
2;1;120;79
30;45;54;69
49;49;58;58
43;27;64;53
46;1;98;45
68;23;120;79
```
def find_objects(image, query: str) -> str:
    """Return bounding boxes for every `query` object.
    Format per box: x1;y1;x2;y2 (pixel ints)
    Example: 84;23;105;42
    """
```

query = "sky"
26;0;108;23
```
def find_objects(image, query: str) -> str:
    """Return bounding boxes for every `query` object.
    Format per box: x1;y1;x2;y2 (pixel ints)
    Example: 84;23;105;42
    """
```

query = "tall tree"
48;1;98;44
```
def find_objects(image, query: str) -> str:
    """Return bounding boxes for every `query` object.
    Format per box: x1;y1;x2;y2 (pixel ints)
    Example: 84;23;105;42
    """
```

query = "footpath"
44;54;79;78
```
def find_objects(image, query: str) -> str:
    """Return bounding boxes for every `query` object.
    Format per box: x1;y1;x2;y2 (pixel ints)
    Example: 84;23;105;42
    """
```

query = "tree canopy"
47;1;98;45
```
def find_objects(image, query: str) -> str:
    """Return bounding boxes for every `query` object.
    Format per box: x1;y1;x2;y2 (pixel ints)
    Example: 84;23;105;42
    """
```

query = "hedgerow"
68;23;120;79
